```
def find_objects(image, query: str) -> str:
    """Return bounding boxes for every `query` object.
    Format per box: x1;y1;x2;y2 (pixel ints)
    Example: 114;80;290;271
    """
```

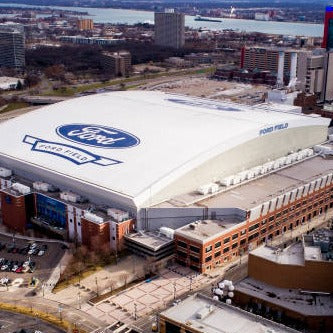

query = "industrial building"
0;23;25;69
0;91;330;255
234;229;333;332
154;9;185;49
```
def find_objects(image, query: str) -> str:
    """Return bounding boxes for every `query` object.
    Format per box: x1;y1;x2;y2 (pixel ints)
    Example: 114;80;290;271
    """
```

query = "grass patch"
0;302;85;332
53;265;103;293
0;102;29;113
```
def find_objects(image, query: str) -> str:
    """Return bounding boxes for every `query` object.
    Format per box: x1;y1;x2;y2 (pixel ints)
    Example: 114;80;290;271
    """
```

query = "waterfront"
0;3;324;37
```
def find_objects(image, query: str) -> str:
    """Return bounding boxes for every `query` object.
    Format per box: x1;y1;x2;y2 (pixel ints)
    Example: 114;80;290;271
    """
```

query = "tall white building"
154;9;185;49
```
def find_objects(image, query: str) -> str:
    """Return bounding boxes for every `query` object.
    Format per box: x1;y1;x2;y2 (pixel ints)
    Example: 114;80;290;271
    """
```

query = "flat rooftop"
199;155;333;210
161;293;297;333
155;154;333;210
236;278;333;317
250;244;305;266
175;218;244;244
124;231;173;251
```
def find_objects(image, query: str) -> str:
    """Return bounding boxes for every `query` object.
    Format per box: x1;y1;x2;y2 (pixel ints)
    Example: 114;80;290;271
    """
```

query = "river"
0;3;324;37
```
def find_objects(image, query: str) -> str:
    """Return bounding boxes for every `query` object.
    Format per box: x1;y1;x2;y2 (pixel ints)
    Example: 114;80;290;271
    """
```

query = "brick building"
174;152;333;273
233;229;333;332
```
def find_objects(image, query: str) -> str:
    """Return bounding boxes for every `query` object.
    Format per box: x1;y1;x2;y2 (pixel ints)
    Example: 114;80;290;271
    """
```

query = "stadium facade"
0;91;331;259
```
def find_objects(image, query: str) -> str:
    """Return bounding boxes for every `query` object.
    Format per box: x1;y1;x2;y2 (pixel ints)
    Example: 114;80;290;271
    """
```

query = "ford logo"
56;124;140;149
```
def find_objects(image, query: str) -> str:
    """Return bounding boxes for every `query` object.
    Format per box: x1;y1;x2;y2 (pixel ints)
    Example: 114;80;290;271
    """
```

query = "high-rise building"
154;9;185;49
0;24;25;69
321;51;333;102
77;19;94;31
322;5;333;50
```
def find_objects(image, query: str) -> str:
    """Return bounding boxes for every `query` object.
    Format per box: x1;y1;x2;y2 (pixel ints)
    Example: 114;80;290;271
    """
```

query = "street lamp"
134;302;137;320
95;276;99;296
189;276;193;292
173;282;177;300
77;291;81;310
58;304;63;322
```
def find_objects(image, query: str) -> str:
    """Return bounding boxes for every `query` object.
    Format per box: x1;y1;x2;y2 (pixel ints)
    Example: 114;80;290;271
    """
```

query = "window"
190;245;200;253
205;256;212;262
249;223;259;232
269;216;274;222
223;237;230;244
232;233;238;240
261;219;267;225
205;245;212;253
240;239;246;245
240;229;246;235
223;247;229;253
70;219;73;223
190;255;199;263
177;241;187;248
215;241;221;248
177;250;187;258
232;243;238;249
78;222;81;226
214;251;221;257
248;232;259;241
261;228;267;234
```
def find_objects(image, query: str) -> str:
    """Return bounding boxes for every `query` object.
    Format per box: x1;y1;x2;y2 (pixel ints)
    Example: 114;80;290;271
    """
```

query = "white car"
11;265;18;272
1;264;8;271
28;249;35;255
22;261;30;268
37;250;45;256
30;243;38;249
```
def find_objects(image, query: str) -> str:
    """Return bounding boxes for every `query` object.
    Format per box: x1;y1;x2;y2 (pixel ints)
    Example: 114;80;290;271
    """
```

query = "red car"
15;266;23;273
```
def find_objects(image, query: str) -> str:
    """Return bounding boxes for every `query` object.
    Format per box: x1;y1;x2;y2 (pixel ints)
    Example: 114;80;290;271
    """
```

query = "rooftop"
0;91;328;209
250;243;305;266
236;277;333;317
160;293;297;333
175;218;244;244
197;155;333;210
124;231;173;251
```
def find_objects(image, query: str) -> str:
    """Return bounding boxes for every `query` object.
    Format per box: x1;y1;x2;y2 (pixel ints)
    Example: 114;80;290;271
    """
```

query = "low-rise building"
233;229;333;332
159;293;297;333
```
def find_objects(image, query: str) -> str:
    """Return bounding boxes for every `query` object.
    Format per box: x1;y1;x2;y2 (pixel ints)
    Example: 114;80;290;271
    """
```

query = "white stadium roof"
0;91;329;208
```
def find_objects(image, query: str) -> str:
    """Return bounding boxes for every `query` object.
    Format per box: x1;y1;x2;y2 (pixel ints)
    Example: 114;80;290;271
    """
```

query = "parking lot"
0;310;65;333
0;234;67;289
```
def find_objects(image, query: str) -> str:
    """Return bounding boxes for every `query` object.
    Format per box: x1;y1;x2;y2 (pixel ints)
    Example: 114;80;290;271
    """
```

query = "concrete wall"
140;207;245;231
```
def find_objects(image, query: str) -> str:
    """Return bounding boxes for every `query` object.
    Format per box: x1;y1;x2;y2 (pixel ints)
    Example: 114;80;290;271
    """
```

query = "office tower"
154;9;185;49
322;5;333;50
0;24;25;69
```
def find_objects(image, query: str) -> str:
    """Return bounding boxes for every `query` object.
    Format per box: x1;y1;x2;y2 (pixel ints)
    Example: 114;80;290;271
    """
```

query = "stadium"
0;91;331;255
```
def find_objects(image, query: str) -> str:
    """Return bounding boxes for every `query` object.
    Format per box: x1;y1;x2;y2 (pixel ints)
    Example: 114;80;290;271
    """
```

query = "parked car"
15;266;23;273
37;250;45;256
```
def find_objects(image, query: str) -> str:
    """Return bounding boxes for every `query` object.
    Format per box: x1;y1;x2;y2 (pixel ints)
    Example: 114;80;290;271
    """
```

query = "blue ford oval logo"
56;124;140;149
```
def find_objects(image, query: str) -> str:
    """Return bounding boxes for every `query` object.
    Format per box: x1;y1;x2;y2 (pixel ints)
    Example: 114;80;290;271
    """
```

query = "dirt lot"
148;77;269;104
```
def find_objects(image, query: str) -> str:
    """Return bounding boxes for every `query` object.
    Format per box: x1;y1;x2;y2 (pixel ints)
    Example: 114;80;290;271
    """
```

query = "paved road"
0;310;65;333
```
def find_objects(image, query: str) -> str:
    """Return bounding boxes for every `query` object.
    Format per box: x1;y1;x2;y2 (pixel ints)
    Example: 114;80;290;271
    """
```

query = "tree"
16;80;23;90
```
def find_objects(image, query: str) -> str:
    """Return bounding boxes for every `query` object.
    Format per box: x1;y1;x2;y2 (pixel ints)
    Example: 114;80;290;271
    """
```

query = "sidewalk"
46;254;146;306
